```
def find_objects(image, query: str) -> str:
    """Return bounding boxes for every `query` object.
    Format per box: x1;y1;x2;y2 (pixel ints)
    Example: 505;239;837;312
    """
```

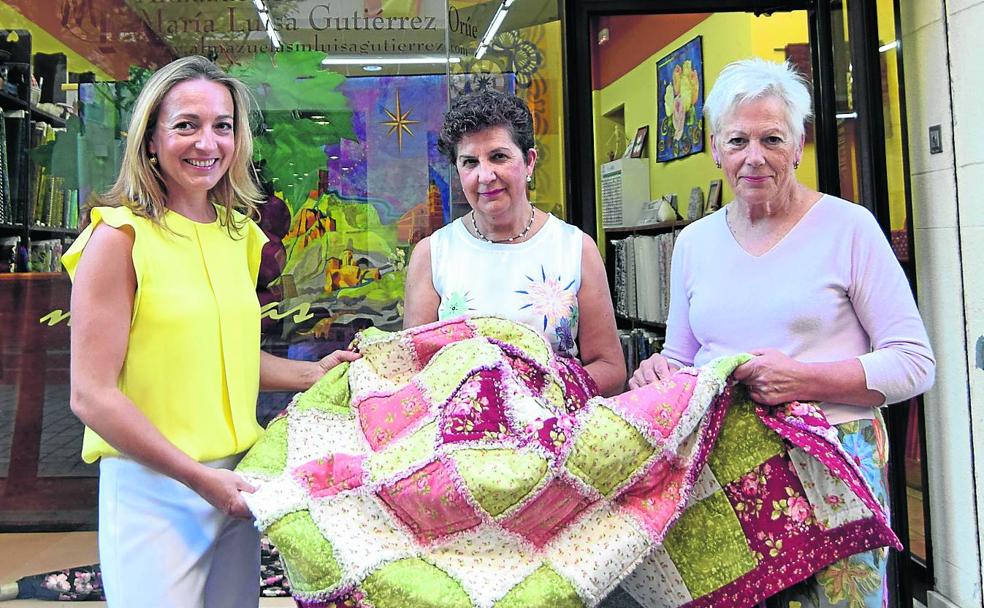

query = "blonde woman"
63;56;358;607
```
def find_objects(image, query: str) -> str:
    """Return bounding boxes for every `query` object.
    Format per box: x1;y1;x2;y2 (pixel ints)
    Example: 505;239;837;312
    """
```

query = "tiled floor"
37;385;96;478
0;532;294;606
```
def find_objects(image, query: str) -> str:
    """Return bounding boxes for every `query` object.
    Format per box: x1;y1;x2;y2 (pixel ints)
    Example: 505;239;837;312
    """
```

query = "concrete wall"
901;0;984;606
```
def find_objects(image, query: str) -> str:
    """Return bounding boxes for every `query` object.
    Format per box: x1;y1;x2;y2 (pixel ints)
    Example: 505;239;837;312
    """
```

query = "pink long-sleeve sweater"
662;194;935;425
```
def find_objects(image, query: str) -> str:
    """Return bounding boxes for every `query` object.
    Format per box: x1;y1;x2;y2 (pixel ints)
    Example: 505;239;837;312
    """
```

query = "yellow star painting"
381;89;420;152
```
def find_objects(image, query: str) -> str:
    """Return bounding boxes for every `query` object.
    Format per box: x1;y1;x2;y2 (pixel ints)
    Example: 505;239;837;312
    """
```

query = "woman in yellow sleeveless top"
62;56;359;608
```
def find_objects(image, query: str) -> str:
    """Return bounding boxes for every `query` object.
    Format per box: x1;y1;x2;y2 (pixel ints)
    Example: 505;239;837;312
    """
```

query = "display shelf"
0;271;64;280
615;315;665;332
0;90;28;110
29;105;67;128
604;219;693;234
29;224;79;236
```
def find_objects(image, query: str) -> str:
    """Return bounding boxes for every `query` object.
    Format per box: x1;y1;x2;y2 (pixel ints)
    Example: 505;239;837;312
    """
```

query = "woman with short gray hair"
630;58;935;607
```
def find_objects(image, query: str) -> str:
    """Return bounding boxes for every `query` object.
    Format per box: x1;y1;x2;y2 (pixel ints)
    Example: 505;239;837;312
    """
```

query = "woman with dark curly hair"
403;89;625;396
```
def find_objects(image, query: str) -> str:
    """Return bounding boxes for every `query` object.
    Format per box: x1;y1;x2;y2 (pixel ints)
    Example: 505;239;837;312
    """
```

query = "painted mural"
32;22;566;364
228;52;450;359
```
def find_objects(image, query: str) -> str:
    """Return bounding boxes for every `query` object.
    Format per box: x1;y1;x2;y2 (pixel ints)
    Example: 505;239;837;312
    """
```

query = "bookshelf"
1;33;79;273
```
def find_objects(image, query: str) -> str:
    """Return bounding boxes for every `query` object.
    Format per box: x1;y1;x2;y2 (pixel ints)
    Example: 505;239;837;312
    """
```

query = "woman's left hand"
732;348;807;406
317;349;362;375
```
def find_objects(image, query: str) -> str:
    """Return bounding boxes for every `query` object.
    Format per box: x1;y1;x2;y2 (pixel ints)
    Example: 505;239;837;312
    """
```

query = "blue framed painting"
656;36;704;162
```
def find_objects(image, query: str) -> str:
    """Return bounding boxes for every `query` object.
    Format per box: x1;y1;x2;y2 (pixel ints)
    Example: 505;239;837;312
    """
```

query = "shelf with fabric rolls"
604;220;692;377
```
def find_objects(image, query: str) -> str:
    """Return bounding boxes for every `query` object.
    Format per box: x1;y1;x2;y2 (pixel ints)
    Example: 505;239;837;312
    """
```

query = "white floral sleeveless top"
430;213;583;356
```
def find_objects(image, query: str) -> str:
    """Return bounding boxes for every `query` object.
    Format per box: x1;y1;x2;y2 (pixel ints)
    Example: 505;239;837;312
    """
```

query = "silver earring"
526;174;532;183
149;156;158;166
714;160;721;168
794;161;800;169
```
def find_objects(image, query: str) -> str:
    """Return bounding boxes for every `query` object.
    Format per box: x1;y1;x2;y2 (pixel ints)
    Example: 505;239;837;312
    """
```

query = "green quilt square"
566;405;654;496
470;317;553;364
416;340;500;404
663;490;757;597
494;565;583;608
266;510;342;593
237;415;288;478
366;422;437;482
707;392;785;485
452;449;548;517
363;557;472;608
292;361;353;416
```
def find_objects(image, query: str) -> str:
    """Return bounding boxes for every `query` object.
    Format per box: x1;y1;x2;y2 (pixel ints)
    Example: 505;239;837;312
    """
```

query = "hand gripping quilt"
236;317;900;608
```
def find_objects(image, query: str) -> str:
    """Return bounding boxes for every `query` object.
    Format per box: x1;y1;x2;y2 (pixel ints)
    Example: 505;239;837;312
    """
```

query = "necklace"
471;204;535;243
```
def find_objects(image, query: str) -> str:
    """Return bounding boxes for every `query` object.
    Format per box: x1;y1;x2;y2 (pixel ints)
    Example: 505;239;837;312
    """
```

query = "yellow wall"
593;11;816;238
0;2;112;80
520;20;566;218
876;0;907;231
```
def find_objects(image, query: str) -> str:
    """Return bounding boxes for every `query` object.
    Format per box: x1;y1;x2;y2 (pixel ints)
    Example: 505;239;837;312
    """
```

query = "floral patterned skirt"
765;411;891;608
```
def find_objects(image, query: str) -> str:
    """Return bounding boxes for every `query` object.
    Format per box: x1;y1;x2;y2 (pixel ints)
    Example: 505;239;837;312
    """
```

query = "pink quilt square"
610;372;697;438
292;453;366;499
441;369;510;444
501;478;595;548
357;382;430;451
505;353;548;396
616;459;689;538
550;356;599;413
410;320;475;366
377;460;483;544
723;454;820;559
618;460;687;538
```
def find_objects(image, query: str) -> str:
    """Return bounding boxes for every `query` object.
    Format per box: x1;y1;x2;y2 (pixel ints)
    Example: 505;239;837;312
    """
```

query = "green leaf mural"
231;52;356;212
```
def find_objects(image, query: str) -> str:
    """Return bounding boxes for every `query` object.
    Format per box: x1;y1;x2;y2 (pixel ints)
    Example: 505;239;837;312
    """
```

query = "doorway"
563;1;929;606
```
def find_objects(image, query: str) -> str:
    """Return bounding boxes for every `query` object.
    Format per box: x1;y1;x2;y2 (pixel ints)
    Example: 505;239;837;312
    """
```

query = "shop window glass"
1;0;564;529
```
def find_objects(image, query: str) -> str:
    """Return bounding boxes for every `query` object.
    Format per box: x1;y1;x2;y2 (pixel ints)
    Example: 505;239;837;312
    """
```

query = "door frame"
561;1;926;606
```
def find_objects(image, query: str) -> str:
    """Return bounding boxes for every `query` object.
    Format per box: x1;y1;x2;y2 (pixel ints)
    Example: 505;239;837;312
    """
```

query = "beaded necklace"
471;204;535;243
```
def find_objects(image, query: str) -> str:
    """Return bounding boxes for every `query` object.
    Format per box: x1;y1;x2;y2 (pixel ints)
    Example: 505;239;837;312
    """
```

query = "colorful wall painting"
656;35;704;162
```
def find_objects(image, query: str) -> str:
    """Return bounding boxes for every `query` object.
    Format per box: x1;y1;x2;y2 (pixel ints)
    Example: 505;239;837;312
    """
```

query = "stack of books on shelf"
611;233;675;324
0;109;10;224
618;328;663;377
28;121;79;230
1;107;27;225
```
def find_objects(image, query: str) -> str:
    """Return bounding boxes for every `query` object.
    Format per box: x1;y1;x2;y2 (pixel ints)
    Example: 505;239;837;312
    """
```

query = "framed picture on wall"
630;125;649;158
655;35;704;162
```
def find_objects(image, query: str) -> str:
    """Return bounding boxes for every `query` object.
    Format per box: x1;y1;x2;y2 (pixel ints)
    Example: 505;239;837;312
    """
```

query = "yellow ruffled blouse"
62;205;268;463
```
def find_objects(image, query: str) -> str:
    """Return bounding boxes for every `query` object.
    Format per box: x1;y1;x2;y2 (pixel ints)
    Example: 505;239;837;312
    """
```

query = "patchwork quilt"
237;316;900;608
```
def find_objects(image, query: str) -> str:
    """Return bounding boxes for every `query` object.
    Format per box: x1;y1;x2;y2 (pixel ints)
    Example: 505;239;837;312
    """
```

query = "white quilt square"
424;525;542;608
620;544;693;608
544;505;652;606
788;447;872;528
311;492;414;584
287;409;366;468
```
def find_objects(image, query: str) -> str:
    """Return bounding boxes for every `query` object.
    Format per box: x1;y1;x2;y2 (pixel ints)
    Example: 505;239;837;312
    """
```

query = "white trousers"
98;455;260;608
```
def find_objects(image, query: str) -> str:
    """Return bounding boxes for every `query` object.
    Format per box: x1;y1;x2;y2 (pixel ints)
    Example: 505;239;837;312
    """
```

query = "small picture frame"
630;126;649;158
706;179;723;213
689;186;705;219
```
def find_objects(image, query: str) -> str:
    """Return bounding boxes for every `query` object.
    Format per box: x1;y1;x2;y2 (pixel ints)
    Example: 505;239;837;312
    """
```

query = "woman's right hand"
190;466;256;520
628;353;679;389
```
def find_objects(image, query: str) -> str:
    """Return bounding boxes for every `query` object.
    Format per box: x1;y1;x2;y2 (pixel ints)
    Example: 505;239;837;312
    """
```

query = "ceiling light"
322;55;462;66
362;65;383;72
475;0;515;58
878;40;899;53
